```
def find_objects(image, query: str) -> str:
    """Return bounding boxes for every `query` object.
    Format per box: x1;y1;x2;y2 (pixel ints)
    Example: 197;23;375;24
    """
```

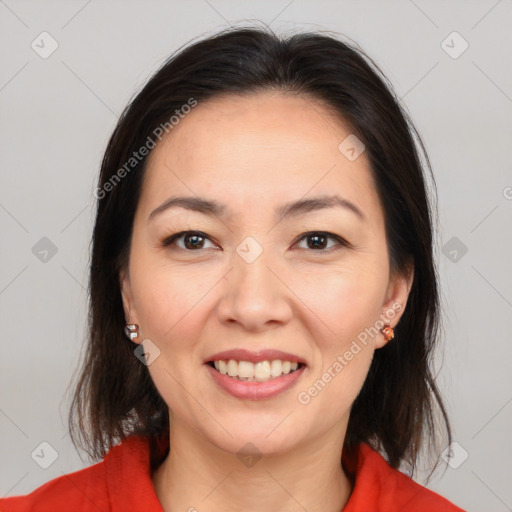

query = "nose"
216;249;293;332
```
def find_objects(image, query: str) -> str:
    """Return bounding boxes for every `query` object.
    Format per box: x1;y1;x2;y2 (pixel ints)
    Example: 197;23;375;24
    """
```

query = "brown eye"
161;230;349;253
162;231;216;251
296;231;349;252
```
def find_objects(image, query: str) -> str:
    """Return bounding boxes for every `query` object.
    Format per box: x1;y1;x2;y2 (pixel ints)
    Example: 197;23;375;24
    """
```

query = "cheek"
296;260;387;345
129;261;206;412
293;260;386;403
129;253;209;341
295;273;380;420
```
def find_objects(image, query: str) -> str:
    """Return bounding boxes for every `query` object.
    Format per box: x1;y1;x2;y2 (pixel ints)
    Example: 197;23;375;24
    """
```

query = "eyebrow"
148;194;365;222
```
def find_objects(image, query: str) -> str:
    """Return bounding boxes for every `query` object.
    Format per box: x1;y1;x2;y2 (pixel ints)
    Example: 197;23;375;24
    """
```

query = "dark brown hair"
68;25;451;477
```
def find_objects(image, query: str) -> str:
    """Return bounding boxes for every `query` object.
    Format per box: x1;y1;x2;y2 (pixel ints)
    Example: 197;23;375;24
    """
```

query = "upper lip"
205;349;307;366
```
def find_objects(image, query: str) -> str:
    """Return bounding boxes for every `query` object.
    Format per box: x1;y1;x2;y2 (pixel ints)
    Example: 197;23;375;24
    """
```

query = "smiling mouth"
206;359;306;382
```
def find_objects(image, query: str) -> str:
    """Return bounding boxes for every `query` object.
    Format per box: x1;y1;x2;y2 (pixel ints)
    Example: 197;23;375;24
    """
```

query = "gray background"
1;1;511;510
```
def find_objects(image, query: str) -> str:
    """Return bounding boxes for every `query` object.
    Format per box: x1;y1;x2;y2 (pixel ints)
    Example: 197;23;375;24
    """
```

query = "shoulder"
0;435;164;512
344;443;466;511
0;435;157;512
388;462;466;511
0;458;109;512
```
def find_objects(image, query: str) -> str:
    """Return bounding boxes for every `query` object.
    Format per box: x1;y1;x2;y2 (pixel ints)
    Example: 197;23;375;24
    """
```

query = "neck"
152;417;353;512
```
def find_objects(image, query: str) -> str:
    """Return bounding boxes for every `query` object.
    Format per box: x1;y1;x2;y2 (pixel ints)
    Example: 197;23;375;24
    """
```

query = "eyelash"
161;230;351;253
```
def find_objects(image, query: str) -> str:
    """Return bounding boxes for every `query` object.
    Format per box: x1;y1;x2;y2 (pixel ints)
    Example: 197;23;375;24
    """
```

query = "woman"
1;26;466;511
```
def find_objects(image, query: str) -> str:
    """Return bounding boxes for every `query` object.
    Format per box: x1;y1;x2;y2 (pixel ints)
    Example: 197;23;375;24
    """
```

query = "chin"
202;416;306;459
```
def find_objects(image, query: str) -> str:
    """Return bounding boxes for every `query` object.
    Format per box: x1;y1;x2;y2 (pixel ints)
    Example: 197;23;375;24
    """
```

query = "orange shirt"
0;434;465;511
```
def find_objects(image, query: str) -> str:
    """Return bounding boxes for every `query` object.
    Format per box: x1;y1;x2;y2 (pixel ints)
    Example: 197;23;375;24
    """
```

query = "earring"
124;324;140;342
380;324;394;342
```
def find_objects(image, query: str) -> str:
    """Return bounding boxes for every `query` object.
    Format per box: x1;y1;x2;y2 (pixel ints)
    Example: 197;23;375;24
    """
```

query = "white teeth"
254;361;271;382
238;361;255;379
227;359;238;377
210;359;301;381
270;360;282;377
218;360;228;374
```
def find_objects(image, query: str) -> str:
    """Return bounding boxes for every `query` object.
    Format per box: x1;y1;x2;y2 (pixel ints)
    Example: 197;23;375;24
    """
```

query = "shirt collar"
104;432;376;511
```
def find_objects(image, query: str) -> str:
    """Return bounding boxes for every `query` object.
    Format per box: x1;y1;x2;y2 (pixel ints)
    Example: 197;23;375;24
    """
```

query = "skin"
120;91;413;512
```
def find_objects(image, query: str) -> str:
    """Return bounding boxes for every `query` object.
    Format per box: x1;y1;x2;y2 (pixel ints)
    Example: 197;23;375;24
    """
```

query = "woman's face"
121;91;412;456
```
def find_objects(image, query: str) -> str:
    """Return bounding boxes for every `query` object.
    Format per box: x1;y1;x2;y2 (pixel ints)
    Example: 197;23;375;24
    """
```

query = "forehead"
140;92;382;223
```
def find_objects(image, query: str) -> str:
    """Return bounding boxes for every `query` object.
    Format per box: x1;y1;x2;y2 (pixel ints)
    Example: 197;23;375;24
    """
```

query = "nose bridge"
232;236;278;300
218;235;292;329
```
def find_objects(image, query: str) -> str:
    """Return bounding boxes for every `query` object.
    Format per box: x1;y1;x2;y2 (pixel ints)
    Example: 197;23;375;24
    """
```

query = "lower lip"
205;363;306;400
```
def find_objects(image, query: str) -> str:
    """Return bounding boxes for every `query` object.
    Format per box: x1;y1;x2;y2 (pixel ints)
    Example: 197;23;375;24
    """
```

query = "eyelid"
161;230;351;252
294;231;352;251
162;230;218;250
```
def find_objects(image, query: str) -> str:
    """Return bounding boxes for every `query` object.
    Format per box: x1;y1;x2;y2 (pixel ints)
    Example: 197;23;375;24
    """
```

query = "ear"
119;267;139;326
375;261;414;349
